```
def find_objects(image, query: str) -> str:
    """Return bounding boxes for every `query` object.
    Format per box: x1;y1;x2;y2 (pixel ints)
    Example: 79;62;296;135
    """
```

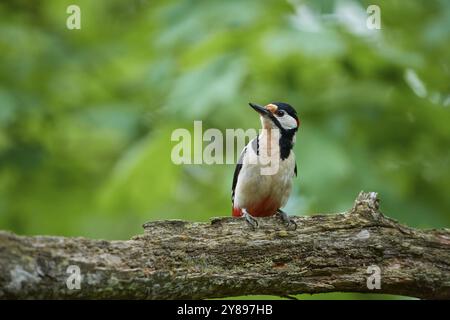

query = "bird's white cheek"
279;116;298;129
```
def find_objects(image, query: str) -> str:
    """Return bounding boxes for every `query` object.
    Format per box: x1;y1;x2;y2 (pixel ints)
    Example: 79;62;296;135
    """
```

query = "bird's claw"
242;210;259;230
285;219;297;230
277;210;298;231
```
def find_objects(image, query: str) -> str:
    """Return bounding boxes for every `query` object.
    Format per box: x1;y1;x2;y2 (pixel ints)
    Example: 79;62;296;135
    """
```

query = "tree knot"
351;191;382;221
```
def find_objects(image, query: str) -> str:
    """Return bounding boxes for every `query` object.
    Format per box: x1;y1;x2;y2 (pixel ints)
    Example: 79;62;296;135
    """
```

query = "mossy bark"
0;192;449;299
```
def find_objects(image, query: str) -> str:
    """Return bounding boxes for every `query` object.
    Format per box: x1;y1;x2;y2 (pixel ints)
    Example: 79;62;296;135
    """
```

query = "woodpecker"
232;102;300;229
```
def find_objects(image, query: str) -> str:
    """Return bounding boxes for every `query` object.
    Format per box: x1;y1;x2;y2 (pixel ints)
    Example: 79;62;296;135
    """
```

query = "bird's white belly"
234;153;295;211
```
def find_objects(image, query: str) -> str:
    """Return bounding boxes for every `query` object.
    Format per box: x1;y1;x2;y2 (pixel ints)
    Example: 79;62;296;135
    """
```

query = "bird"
231;102;300;229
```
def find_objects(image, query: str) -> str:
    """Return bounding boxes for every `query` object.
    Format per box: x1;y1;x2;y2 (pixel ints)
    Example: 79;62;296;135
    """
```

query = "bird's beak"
249;102;270;116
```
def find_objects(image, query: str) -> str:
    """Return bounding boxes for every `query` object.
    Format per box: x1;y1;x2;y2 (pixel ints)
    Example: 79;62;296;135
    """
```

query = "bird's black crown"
272;102;298;121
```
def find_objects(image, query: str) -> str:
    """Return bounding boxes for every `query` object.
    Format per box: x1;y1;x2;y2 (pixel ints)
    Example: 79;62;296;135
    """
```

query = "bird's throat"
266;128;272;157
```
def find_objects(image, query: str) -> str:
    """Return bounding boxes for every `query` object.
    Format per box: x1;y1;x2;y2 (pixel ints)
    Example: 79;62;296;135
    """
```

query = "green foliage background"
0;0;449;299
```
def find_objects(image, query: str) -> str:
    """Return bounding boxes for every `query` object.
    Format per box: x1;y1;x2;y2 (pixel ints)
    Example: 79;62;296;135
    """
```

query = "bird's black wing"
231;147;246;206
294;162;297;177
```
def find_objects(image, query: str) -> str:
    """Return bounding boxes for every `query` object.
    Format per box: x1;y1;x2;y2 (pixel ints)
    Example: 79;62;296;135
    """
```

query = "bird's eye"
275;110;285;117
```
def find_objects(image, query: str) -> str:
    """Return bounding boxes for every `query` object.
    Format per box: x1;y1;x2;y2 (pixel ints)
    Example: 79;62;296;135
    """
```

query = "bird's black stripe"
256;135;259;155
279;128;296;160
267;114;297;160
251;135;259;156
231;147;246;205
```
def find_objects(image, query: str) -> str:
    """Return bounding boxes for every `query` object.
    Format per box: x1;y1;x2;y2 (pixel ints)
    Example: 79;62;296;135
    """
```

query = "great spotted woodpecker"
232;102;300;229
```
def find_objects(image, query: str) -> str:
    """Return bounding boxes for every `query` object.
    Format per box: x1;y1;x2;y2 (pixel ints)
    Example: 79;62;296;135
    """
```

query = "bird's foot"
242;209;259;230
277;209;297;230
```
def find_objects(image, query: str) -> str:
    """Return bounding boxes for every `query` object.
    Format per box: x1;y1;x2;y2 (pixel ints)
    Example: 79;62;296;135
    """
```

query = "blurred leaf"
99;126;180;215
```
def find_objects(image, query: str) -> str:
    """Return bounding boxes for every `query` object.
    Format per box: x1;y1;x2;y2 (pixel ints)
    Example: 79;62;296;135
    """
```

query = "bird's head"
249;102;299;132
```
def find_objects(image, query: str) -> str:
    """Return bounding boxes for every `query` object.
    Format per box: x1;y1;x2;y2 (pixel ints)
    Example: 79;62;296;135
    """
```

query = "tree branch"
1;192;449;299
